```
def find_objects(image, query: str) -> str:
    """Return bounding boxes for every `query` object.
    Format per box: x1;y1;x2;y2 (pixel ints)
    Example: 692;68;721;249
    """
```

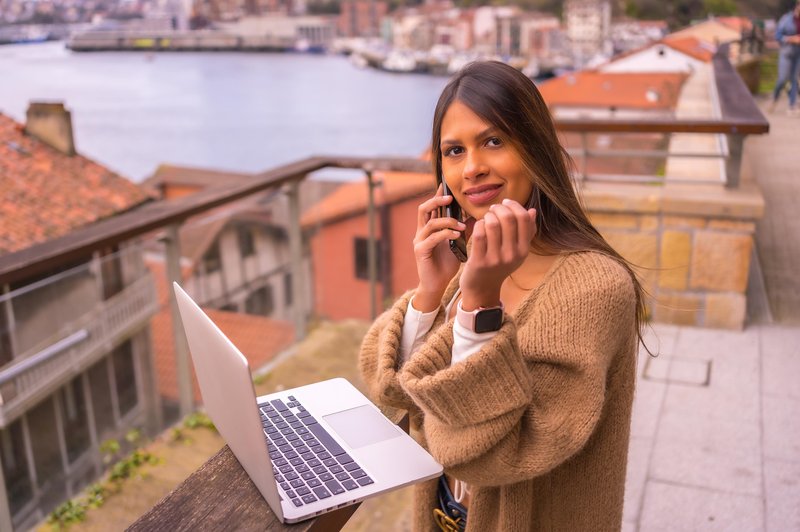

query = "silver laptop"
172;282;442;523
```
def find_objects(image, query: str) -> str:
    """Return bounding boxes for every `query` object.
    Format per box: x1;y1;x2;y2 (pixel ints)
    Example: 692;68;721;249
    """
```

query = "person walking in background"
359;61;645;531
770;0;800;115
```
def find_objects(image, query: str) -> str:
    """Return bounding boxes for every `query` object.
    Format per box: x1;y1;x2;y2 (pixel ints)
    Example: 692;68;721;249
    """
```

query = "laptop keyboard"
260;396;374;508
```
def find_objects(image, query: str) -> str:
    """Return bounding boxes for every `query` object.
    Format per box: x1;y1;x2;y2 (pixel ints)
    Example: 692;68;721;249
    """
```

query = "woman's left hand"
459;199;537;310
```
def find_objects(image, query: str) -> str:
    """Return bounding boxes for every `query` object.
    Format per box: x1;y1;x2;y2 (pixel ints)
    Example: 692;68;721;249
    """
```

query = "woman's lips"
463;184;502;206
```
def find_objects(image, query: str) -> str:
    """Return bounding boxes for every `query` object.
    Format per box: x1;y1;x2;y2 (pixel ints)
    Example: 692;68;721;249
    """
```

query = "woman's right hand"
412;185;465;312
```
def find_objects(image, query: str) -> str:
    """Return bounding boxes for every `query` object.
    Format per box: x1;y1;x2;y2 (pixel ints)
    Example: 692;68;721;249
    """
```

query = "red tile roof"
300;171;435;228
146;259;295;402
0;112;150;255
662;36;716;62
538;71;688;110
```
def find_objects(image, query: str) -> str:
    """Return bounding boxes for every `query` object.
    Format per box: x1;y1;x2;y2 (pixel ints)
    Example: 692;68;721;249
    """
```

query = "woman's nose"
462;151;488;180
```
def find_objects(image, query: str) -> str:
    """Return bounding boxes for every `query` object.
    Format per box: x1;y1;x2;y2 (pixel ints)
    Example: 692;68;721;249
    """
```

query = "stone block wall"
582;182;764;330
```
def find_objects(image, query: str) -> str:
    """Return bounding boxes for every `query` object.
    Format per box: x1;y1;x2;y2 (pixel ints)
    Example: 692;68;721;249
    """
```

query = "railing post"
366;169;378;320
0;456;13;532
286;181;307;341
163;223;194;418
725;133;744;188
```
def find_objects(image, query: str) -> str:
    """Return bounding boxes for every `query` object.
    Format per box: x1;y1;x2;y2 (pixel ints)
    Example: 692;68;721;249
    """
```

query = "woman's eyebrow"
441;126;499;147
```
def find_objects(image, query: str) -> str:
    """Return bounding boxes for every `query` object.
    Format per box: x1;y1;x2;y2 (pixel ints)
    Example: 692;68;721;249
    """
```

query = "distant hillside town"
1;0;774;74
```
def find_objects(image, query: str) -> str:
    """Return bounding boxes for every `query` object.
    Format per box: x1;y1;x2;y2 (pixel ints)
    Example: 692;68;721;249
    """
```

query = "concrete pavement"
623;98;800;532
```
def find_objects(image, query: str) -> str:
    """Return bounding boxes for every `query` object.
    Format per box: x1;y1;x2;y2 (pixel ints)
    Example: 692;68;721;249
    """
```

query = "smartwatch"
457;300;504;333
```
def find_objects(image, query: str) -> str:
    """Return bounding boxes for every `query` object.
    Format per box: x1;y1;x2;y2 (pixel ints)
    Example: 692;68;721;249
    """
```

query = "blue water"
1;42;450;181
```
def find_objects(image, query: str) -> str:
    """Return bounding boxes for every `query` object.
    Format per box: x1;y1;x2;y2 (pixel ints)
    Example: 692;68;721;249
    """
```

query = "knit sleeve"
358;290;424;413
398;257;637;486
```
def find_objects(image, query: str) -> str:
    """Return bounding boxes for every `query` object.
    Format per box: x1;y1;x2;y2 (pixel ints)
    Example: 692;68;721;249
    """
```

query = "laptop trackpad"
323;405;402;449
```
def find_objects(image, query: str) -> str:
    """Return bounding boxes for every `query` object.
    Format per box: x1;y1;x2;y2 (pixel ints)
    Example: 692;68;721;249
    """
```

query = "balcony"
0;44;772;531
0;272;158;427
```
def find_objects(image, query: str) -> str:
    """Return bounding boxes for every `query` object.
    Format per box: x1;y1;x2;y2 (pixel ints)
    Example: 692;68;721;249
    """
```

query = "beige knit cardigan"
358;251;639;532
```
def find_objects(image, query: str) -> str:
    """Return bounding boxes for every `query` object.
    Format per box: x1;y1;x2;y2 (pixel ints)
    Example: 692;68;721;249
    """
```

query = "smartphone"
440;179;467;262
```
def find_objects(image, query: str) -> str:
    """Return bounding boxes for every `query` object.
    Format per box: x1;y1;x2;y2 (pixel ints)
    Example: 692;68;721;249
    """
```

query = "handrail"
0;329;88;386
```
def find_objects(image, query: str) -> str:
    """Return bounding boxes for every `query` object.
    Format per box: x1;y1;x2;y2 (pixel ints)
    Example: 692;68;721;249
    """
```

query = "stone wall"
582;181;764;330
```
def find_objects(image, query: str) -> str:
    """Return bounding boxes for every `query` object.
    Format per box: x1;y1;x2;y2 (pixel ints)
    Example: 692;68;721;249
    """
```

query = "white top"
400;290;498;364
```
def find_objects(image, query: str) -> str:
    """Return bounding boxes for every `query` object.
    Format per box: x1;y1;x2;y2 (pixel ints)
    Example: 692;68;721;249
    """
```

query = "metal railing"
0;274;158;426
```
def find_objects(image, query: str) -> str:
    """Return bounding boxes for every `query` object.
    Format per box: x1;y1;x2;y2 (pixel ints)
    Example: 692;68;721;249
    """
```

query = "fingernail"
457;222;466;229
502;198;512;205
451;230;460;237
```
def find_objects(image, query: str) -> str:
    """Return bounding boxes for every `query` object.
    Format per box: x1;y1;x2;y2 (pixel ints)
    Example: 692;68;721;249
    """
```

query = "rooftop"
0;112;150;255
539;72;689;111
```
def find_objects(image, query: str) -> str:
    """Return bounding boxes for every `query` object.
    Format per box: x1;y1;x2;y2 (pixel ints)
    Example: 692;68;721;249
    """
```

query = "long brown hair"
431;60;649;347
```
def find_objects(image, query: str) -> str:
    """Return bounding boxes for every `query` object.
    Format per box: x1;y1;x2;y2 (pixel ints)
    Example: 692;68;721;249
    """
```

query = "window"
245;285;274;316
28;397;66;509
283;272;293;306
237;226;255;257
203;243;222;274
0;419;33;515
88;358;115;439
0;302;12;366
59;377;91;463
354;237;380;281
112;341;138;417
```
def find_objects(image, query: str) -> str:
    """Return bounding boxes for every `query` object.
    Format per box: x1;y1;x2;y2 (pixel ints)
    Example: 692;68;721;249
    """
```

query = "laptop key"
291;498;303;507
291;440;306;448
269;451;281;460
330;464;343;473
296;464;310;473
288;395;296;401
301;433;315;441
325;480;345;495
284;450;299;459
290;479;304;488
297;410;311;418
323;458;338;467
307;424;347;457
271;399;289;412
337;453;354;465
275;474;285;483
286;489;296;498
285;472;299;481
310;445;326;455
298;405;306;412
357;476;374;486
279;465;293;474
317;452;332;460
301;494;317;504
296;486;311;496
307;459;321;468
341;479;359;491
286;433;300;442
301;416;318;426
319;472;334;482
350;469;367;479
306;438;320;447
290;457;303;467
280;482;290;490
296;426;309;434
301;471;316;480
313;465;327;475
300;452;315;462
275;421;289;430
278;444;292;453
312;486;332;499
295;446;310;455
281;427;295;436
307;478;322;488
335;472;350;481
344;462;361;472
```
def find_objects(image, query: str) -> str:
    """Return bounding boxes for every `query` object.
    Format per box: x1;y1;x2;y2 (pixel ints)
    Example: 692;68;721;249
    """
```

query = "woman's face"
439;100;533;221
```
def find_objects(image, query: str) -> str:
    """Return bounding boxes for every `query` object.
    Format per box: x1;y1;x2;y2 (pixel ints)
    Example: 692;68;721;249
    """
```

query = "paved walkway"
623;98;800;532
743;98;800;323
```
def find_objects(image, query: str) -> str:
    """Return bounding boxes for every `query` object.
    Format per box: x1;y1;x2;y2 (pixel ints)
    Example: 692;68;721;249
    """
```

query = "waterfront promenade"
618;98;800;532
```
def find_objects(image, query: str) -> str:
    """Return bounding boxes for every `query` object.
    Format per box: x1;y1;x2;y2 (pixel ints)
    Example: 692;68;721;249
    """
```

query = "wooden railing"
0;274;158;426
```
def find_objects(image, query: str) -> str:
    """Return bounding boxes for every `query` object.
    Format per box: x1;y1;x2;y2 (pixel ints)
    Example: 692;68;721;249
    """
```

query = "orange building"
301;171;435;320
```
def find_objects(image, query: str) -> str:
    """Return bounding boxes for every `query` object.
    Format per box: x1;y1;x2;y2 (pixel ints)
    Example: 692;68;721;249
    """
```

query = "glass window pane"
0;419;33;515
88;359;115;439
28;397;66;510
113;341;138;417
60;377;91;463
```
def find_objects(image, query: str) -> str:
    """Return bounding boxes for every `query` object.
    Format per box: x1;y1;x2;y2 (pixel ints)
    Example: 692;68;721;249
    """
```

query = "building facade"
0;103;159;530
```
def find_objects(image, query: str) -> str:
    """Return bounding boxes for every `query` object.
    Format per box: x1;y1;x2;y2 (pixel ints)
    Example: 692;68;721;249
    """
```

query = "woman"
359;61;646;531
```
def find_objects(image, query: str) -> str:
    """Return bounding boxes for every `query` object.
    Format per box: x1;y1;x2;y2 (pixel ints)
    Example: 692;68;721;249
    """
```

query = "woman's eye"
444;146;463;157
486;137;502;147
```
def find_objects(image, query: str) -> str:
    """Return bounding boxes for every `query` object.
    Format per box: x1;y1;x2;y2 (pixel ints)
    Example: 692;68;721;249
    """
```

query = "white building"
564;0;611;67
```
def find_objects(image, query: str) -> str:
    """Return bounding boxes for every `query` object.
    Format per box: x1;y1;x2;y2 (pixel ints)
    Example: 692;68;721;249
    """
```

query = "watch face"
475;308;504;333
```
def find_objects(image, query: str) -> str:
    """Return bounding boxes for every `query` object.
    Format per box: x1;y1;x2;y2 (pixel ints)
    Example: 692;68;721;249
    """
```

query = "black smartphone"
440;179;467;262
